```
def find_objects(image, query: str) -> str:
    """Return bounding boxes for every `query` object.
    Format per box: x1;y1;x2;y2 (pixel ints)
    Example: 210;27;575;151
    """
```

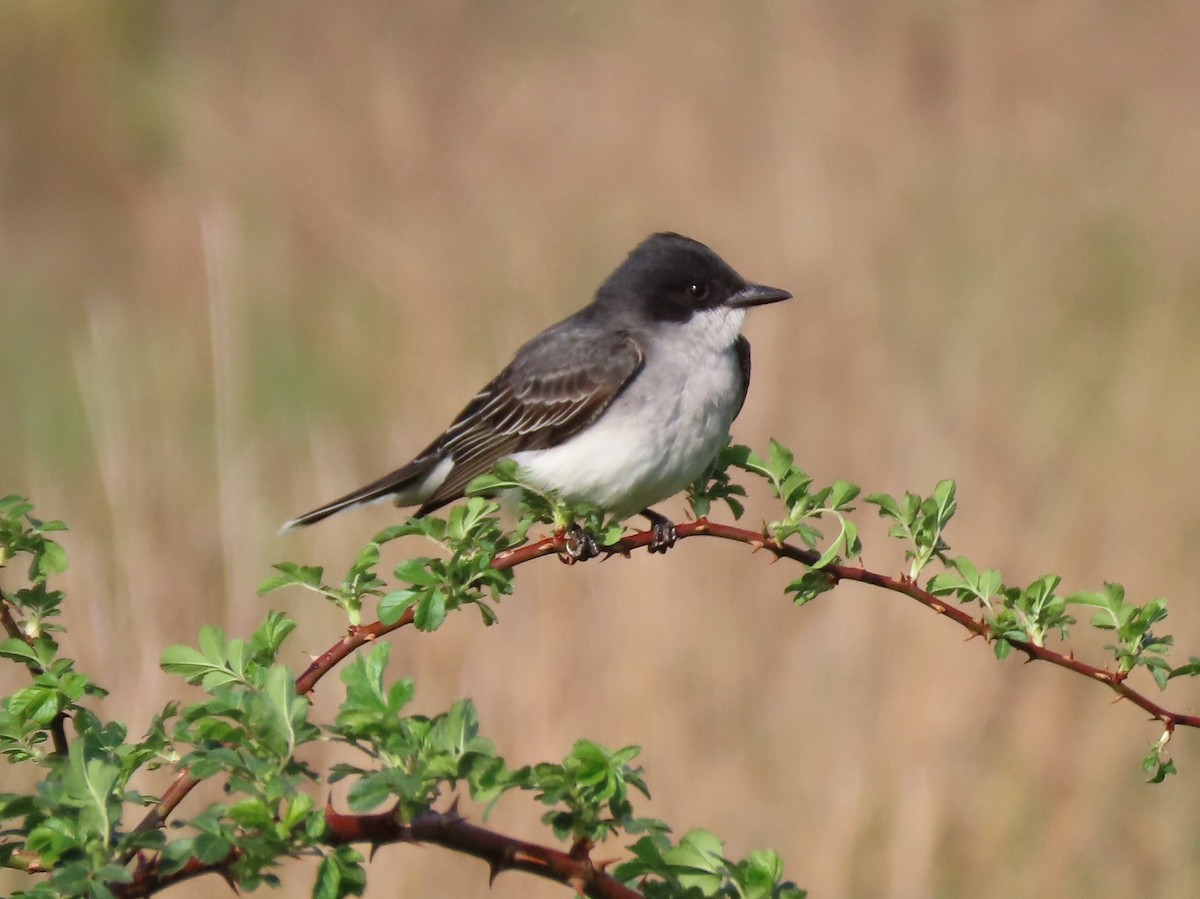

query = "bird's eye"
686;281;709;300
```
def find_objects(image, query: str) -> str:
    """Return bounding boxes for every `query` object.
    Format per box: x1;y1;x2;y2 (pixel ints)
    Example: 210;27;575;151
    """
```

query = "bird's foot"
641;509;678;554
559;524;600;564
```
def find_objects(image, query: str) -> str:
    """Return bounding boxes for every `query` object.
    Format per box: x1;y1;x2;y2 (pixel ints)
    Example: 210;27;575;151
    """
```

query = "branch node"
568;837;593;860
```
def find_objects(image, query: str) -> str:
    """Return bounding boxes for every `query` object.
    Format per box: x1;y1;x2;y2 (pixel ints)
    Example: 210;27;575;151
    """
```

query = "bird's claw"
647;519;677;554
560;524;600;564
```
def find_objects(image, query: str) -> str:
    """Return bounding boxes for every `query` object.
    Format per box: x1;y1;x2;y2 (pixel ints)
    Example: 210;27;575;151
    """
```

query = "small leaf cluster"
725;441;861;605
157;614;327;889
511;739;661;844
617;829;805;898
0;497;105;759
329;642;507;822
261;497;517;630
328;641;662;844
726;442;861;563
866;480;956;580
923;553;1180;781
1071;583;1172;685
929;561;1073;655
687;442;749;520
0;501;168;896
0;721;168;899
0;496;92;765
0;495;69;588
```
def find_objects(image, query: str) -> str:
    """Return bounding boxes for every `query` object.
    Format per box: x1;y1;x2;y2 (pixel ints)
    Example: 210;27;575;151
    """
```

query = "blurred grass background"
3;2;1200;897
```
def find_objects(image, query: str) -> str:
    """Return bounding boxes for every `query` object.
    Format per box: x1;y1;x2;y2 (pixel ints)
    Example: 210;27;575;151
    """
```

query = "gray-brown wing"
732;335;752;419
415;327;645;512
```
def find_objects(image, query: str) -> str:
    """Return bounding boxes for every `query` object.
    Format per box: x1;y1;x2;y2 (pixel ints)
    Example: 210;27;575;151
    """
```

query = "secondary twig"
1;590;70;756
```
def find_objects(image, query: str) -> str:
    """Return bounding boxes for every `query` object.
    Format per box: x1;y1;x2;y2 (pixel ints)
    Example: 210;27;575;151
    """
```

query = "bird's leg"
560;523;600;564
640;508;678;554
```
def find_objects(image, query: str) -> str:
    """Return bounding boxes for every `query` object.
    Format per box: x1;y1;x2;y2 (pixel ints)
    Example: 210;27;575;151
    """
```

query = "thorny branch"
124;515;1200;895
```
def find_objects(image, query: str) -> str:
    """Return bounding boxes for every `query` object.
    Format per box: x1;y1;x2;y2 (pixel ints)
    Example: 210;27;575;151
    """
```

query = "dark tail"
278;458;437;533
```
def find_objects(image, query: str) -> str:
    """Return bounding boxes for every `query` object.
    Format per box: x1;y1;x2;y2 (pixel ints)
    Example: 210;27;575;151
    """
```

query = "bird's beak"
725;283;792;309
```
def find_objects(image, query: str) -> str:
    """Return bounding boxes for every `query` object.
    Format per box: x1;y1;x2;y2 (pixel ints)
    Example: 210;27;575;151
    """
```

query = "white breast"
508;306;748;518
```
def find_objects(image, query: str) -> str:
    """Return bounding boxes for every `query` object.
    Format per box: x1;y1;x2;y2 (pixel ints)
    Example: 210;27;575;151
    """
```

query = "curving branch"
128;514;1200;895
323;802;640;899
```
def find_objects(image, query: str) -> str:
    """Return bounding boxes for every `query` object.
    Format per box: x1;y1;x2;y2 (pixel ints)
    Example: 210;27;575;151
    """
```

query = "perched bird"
281;232;790;557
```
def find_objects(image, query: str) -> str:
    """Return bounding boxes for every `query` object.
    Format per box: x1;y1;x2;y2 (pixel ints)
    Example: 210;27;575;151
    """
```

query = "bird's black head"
595;232;790;324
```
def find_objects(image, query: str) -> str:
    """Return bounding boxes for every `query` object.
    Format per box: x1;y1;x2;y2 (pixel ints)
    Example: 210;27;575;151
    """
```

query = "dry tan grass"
3;3;1200;897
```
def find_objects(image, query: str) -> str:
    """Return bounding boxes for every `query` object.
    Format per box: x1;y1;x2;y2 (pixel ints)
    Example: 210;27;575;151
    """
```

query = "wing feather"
415;325;644;512
732;335;752;419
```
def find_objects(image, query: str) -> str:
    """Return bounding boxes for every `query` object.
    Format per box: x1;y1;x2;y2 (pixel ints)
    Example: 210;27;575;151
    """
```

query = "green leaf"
394;558;441;586
198;626;227;664
828;480;860;509
765;440;794;483
0;637;41;666
258;562;325;596
36;540;69;578
1168;657;1200;680
413;589;447;632
250;611;298;663
62;740;120;844
159;645;226;685
665;829;725;891
785;571;836;606
378;590;418;625
865;491;901;519
193;832;233;864
314;845;367;899
259;664;303;757
348;542;379;577
932;479;957;525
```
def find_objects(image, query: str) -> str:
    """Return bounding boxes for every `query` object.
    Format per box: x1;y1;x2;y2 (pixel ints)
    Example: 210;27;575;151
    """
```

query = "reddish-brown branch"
296;605;417;694
113;849;243;898
125;514;1200;895
659;519;1200;731
324;803;640;899
0;592;24;642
